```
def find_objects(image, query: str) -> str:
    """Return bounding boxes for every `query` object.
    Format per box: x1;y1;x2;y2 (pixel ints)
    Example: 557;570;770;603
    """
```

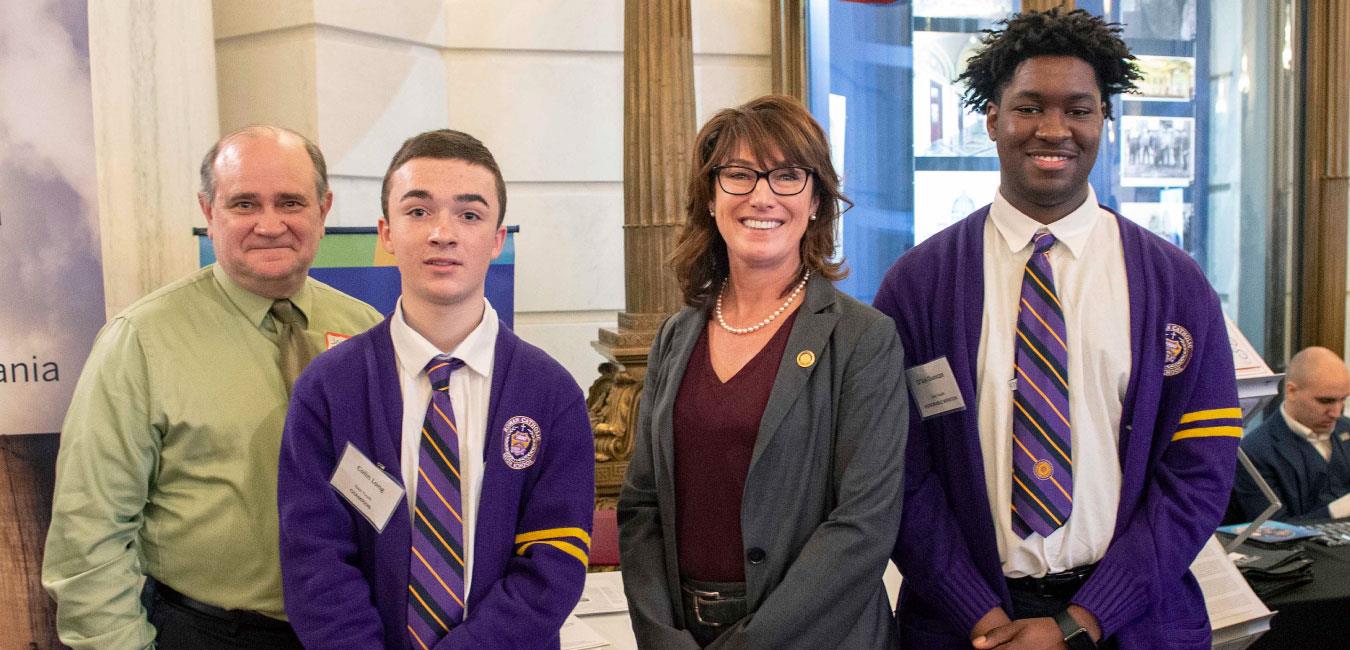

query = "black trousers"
1006;578;1119;650
144;580;304;650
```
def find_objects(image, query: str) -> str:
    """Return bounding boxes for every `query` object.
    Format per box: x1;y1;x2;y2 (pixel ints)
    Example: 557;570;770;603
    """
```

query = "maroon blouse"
672;310;798;582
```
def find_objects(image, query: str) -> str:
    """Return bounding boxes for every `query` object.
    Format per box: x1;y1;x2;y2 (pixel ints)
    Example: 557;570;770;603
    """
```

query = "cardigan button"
747;547;766;564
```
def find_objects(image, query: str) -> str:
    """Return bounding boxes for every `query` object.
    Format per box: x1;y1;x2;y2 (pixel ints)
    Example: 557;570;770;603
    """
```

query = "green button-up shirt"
42;265;382;649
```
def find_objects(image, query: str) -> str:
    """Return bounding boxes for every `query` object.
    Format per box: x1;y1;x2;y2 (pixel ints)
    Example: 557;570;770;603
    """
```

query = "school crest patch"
502;415;541;470
1163;323;1193;377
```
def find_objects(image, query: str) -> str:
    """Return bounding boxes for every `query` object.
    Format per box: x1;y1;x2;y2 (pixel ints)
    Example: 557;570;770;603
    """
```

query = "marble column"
89;0;220;317
590;0;696;505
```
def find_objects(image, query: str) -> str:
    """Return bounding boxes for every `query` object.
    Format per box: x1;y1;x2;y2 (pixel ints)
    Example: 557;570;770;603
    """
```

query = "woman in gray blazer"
618;95;908;649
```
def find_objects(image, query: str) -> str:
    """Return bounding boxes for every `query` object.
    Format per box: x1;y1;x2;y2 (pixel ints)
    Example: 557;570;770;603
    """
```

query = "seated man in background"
1234;346;1350;521
42;125;382;649
278;129;594;649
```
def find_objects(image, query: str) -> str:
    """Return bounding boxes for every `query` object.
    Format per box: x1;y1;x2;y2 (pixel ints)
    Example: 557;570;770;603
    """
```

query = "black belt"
154;581;292;631
680;578;748;628
1006;563;1097;597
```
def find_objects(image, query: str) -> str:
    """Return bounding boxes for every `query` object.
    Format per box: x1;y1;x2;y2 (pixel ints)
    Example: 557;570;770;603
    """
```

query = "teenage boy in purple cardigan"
874;10;1240;649
277;130;594;650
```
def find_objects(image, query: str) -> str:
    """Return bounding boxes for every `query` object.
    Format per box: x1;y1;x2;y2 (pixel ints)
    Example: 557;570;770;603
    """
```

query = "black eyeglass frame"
711;165;816;197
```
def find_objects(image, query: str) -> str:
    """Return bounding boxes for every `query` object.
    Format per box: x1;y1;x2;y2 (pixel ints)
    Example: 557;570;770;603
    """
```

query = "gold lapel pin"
796;350;815;368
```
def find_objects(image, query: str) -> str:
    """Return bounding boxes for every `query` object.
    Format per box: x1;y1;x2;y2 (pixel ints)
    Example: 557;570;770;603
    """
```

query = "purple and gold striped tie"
407;356;466;649
1011;232;1074;539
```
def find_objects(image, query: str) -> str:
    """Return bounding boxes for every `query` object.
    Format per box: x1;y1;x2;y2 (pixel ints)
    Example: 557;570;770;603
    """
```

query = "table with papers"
561;572;637;650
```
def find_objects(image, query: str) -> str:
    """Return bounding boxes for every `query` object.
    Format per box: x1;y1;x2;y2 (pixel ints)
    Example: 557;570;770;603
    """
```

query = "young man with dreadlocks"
874;9;1240;649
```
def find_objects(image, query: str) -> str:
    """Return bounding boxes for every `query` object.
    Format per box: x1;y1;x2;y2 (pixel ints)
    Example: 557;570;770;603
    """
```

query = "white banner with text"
0;0;105;435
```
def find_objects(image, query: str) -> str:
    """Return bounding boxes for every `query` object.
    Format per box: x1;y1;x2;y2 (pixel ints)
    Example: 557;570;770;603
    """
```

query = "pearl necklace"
715;270;812;335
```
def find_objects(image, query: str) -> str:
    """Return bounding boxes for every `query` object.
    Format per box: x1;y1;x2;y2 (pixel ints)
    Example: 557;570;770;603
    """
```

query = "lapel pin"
796;350;815;368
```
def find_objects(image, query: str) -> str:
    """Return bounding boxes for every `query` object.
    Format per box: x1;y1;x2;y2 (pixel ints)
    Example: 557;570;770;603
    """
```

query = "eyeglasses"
713;165;814;196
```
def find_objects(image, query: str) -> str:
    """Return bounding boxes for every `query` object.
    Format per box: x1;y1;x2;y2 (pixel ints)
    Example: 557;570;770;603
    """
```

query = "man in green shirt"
41;125;382;649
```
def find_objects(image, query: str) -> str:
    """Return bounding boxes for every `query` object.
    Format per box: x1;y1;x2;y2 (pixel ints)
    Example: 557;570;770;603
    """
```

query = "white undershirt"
390;297;498;608
977;187;1133;578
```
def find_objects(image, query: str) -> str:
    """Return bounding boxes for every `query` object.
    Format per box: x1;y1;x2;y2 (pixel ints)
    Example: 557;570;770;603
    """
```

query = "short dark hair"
380;129;507;225
958;8;1142;119
199;125;328;202
671;95;850;308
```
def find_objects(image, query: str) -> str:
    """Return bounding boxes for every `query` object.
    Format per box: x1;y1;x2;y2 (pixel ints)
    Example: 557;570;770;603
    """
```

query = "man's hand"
971;617;1064;649
970;605;1102;649
971;607;1013;644
1065;605;1102;642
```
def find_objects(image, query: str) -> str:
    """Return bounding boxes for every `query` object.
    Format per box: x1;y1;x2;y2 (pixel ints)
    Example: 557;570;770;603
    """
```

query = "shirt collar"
211;263;314;329
390;296;499;379
989;186;1103;259
1280;403;1330;442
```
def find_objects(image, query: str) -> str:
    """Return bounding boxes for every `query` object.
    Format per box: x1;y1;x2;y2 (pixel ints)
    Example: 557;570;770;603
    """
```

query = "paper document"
1191;536;1274;650
1226;318;1274;379
574;571;630;616
560;615;610;650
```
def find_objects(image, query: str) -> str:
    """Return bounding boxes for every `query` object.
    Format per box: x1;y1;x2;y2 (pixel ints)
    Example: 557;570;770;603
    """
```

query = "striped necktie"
1011;231;1074;539
407;356;467;649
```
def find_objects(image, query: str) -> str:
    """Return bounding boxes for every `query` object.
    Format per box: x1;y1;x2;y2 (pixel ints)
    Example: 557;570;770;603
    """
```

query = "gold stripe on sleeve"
1171;426;1243;441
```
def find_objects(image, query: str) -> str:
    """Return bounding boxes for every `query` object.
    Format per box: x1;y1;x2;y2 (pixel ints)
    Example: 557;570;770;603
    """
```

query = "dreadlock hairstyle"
957;8;1142;119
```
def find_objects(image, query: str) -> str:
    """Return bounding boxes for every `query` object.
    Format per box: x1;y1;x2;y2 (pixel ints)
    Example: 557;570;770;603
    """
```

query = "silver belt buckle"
686;586;726;627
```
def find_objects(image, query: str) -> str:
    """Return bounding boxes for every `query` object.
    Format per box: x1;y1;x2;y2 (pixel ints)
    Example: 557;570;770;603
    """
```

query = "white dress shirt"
977;187;1133;578
1281;404;1332;461
390;297;499;608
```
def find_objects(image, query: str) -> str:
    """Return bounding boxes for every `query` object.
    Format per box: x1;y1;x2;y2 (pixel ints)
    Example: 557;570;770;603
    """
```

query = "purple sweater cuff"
936;558;1003;632
1070;561;1148;638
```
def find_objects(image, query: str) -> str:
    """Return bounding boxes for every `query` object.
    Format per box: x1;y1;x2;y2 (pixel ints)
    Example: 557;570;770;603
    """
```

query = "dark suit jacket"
1233;410;1350;521
617;275;908;649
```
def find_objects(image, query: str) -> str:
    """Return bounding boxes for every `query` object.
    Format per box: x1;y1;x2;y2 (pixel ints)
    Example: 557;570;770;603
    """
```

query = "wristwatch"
1053;609;1098;649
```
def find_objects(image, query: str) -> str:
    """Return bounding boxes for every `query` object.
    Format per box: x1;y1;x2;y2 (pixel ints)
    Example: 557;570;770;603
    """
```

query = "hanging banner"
0;0;106;435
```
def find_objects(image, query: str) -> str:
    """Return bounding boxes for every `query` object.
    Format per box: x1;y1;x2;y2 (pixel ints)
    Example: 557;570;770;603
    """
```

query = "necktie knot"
1031;231;1057;256
425;355;464;391
270;299;305;327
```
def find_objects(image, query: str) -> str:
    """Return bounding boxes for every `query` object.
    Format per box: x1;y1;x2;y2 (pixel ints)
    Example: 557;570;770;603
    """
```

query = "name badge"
329;442;404;533
906;356;966;419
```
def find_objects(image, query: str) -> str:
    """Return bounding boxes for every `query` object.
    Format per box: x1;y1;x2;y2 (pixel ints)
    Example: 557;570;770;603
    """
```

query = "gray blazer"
618;275;908;649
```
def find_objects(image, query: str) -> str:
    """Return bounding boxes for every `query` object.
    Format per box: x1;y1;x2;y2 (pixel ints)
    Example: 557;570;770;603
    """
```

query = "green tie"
270;299;314;393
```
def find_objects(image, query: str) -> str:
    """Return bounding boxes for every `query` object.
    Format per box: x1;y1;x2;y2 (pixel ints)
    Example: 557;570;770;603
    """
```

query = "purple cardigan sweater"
874;206;1241;649
278;318;594;649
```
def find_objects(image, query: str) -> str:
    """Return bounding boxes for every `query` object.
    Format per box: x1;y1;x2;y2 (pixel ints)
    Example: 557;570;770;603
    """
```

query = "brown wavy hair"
671;95;849;308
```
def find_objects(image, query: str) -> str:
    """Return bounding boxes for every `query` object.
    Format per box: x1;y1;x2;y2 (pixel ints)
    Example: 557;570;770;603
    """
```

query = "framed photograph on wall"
1121;0;1197;41
912;32;995;157
1121;115;1195;187
913;170;1001;244
1129;55;1196;102
1119;201;1192;248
